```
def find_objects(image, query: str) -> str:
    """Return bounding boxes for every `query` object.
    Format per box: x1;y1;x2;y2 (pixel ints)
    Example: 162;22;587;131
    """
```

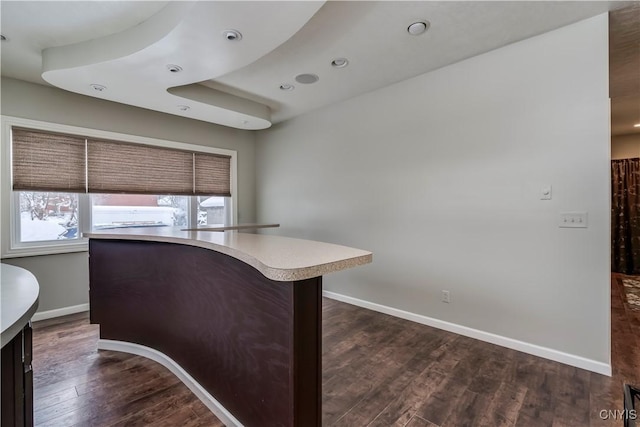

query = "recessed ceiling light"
0;34;7;42
279;83;295;91
178;105;190;112
223;30;242;41
331;58;349;68
407;21;430;36
634;123;640;128
166;64;183;73
90;84;106;92
295;74;319;84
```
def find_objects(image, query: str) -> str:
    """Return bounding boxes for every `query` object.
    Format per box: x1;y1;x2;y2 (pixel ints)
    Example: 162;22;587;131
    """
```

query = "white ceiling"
0;1;634;131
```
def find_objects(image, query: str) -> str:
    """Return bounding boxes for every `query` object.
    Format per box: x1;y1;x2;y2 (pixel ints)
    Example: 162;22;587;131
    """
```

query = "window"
1;116;237;258
90;194;230;230
197;196;228;226
17;192;80;242
91;194;189;230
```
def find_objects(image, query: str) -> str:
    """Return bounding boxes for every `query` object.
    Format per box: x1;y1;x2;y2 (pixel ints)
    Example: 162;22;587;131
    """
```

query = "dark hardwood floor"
32;276;639;426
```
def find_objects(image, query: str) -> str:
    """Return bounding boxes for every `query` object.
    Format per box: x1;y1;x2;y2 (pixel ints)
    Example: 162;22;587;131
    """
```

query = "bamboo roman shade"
194;153;232;196
12;127;232;196
12;128;87;192
87;139;194;195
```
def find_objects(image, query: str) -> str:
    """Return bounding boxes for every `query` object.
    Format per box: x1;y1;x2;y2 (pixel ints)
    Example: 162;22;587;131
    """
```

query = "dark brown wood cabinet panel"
89;239;322;427
1;324;34;427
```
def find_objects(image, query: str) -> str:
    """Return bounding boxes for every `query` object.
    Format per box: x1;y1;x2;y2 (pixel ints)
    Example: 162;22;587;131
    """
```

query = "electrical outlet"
559;212;588;228
441;290;450;303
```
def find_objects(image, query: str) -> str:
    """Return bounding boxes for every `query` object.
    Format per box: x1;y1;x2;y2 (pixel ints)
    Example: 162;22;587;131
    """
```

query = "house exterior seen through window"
17;192;228;244
3;116;237;258
18;192;79;242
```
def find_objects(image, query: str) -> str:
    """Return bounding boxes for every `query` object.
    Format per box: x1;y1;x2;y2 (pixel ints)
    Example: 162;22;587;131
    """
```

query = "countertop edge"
85;232;373;282
1;265;40;348
259;252;374;282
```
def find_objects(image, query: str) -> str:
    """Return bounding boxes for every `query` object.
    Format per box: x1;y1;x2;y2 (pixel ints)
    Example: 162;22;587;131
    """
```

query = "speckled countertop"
1;264;39;348
84;228;372;282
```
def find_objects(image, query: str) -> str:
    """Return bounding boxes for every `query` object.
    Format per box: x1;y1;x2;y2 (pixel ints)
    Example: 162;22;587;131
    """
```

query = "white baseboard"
98;339;243;427
323;291;612;376
31;303;90;322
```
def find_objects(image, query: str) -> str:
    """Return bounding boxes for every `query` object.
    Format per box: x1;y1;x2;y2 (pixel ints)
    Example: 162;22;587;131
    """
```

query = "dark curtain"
612;158;640;274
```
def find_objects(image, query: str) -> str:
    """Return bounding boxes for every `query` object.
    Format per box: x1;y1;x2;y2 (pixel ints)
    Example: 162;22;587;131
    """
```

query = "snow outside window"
89;194;228;230
2;116;237;258
17;192;80;242
15;193;231;244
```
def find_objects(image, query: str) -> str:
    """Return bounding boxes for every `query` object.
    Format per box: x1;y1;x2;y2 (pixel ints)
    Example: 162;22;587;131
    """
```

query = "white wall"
612;133;640;159
256;15;611;368
0;77;256;313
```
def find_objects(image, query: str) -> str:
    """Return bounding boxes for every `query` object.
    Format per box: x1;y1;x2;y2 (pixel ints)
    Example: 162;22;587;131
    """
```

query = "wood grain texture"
32;312;223;427
32;274;639;426
2;330;24;427
293;277;323;426
1;324;33;427
89;239;322;427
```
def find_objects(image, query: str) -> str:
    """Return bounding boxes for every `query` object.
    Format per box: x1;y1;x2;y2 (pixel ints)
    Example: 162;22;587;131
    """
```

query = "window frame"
1;115;238;258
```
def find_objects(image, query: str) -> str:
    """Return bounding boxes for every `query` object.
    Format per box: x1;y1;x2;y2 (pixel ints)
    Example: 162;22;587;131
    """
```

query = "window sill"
1;241;89;259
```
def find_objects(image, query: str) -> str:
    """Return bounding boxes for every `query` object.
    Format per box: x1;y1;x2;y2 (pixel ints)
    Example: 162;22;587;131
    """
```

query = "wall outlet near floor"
441;290;450;303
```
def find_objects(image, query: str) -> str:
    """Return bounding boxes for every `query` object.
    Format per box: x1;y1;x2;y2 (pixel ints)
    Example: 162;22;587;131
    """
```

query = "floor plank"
31;275;639;426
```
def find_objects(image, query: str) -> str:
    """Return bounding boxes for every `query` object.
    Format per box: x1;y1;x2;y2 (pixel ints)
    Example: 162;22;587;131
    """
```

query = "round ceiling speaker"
295;73;319;84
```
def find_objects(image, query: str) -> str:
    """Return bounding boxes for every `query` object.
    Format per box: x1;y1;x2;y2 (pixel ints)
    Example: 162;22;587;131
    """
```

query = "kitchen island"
85;227;372;427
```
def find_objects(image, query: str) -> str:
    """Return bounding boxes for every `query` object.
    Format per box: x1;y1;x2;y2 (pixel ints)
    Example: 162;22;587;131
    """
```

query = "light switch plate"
559;212;587;228
540;186;552;200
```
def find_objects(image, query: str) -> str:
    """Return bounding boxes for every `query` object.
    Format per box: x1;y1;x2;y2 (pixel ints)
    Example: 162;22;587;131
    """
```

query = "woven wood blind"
12;128;87;192
87;139;194;195
12;127;232;196
194;153;231;196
